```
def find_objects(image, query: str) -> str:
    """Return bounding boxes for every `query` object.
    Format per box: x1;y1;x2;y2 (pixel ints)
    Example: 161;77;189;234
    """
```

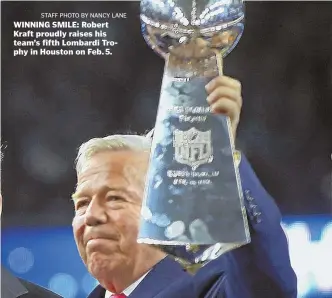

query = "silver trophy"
138;0;250;271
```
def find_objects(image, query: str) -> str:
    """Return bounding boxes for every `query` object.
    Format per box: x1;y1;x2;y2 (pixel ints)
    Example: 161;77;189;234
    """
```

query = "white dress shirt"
104;271;150;298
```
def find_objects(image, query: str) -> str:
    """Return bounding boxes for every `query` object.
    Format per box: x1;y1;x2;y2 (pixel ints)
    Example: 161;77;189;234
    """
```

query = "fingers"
205;75;242;109
210;97;240;124
204;75;242;140
205;75;242;94
207;86;242;107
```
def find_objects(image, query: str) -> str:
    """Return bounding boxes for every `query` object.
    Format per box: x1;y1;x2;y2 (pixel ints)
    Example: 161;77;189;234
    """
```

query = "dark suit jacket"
1;267;62;298
88;156;298;298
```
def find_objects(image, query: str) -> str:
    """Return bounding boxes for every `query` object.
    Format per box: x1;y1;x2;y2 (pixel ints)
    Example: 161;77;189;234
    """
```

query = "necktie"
111;294;127;298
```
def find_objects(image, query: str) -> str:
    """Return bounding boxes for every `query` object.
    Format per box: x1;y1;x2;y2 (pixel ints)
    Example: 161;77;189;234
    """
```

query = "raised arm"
224;154;297;298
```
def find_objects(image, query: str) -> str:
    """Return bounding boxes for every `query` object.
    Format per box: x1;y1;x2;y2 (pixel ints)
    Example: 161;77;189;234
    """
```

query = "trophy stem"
213;49;223;76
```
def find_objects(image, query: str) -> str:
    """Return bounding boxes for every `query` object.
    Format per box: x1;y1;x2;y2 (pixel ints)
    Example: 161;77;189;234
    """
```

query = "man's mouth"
84;234;117;246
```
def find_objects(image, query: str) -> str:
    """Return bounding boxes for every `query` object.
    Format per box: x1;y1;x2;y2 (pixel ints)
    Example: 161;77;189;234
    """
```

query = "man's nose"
84;198;107;226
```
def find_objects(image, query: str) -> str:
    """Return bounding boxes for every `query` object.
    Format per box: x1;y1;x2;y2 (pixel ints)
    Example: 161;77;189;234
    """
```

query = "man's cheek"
72;215;85;240
128;221;140;239
120;218;139;240
72;214;84;227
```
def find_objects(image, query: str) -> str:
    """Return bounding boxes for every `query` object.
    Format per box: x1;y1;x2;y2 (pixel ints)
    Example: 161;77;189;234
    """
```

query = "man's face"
72;150;151;280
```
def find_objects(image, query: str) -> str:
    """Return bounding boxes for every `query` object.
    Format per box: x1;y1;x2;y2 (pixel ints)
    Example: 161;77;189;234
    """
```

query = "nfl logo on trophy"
173;128;213;171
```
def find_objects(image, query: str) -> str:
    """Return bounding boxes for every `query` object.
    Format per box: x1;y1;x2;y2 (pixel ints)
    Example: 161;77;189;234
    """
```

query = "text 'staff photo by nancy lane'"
1;1;332;298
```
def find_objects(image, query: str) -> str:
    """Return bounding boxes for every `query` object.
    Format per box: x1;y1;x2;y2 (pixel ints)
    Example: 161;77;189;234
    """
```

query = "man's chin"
87;252;120;279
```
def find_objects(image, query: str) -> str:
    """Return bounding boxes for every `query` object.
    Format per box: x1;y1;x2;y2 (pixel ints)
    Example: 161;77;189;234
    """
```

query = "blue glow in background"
2;216;332;298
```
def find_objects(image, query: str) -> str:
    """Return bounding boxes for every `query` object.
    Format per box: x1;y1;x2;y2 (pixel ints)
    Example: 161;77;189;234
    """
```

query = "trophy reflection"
138;0;250;269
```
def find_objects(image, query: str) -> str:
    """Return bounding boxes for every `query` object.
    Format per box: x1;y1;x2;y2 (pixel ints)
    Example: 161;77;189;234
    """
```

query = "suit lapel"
1;267;28;298
128;256;189;298
87;284;105;298
87;256;188;298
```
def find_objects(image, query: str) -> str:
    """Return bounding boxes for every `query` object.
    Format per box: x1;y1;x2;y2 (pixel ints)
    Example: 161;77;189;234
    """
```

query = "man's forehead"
78;150;148;175
79;158;123;176
73;168;128;199
76;161;129;188
74;150;148;193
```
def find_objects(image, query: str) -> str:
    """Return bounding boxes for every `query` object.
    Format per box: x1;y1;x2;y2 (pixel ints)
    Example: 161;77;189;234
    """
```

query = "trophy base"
138;238;247;273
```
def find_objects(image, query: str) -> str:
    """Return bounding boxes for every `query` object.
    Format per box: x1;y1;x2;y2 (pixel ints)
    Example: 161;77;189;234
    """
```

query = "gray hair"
75;134;152;174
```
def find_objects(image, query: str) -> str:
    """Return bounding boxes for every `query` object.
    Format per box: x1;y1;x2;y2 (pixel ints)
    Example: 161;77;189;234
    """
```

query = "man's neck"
99;251;166;294
105;270;150;298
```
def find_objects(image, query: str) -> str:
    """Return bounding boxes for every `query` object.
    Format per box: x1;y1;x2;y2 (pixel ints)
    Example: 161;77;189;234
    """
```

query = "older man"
72;76;297;298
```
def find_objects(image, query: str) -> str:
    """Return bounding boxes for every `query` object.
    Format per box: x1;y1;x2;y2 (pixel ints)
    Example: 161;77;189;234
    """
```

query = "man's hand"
205;75;242;140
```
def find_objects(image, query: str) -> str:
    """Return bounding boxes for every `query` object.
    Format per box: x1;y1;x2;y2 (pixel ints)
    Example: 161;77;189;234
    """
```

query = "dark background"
1;1;332;298
2;1;332;228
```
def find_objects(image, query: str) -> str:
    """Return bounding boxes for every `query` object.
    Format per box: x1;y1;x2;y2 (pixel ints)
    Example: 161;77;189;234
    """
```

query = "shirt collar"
105;270;150;298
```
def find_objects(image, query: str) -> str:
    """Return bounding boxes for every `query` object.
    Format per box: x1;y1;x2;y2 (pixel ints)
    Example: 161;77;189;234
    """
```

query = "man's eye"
106;195;124;202
75;200;89;209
